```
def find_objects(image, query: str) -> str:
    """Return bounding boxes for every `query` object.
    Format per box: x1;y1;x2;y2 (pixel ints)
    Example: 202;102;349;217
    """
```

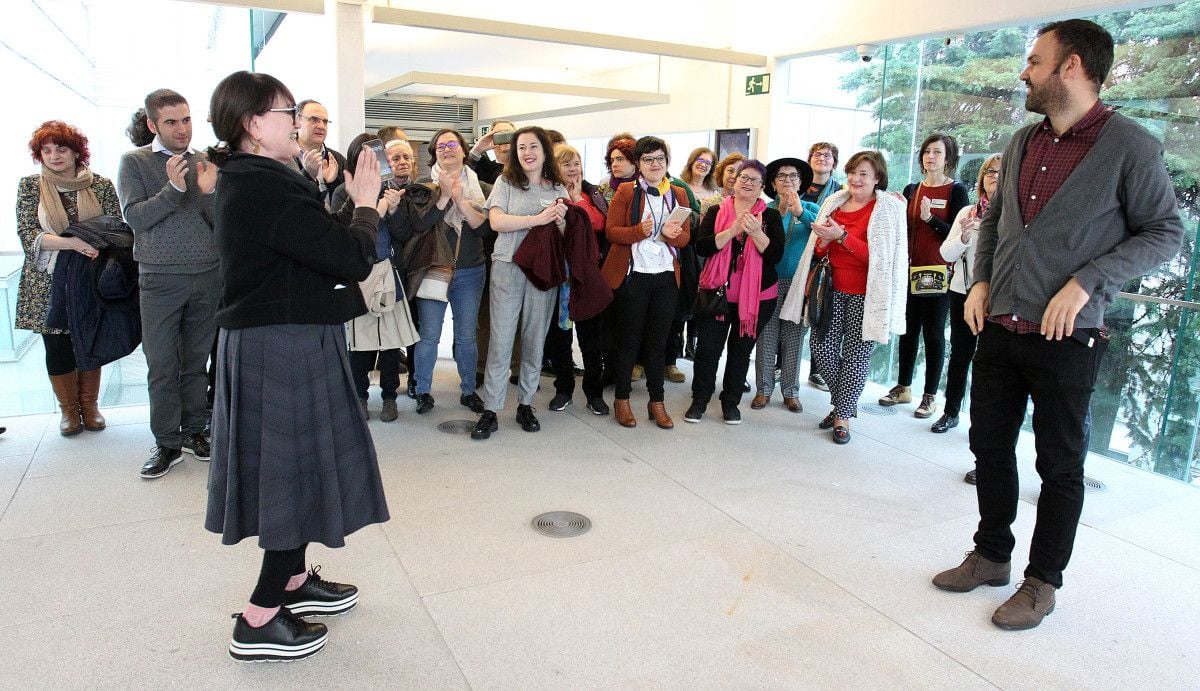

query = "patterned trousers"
754;278;809;398
810;291;876;420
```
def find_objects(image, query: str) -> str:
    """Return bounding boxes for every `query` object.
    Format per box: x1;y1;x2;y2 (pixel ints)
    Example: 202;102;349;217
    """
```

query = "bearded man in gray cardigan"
117;89;219;480
932;19;1184;630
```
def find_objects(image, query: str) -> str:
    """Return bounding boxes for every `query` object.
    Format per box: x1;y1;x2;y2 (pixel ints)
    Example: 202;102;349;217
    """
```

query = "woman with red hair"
15;120;120;436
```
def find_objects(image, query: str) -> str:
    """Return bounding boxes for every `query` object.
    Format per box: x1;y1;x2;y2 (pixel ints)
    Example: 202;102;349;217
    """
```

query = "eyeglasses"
435;141;461;152
694;158;713;166
736;175;763;186
775;173;801;181
640;155;667;165
983;169;1000;178
268;106;298;117
302;116;331;126
810;151;835;160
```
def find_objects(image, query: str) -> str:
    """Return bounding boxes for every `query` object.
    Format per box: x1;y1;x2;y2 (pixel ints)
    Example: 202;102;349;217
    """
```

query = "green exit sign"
745;74;771;96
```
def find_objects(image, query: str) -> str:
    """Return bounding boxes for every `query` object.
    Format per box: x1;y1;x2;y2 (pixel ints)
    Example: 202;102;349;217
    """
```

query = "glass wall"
781;1;1200;482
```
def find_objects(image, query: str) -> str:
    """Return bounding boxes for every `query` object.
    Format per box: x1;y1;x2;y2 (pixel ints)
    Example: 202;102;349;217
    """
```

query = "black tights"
43;333;76;376
250;544;307;608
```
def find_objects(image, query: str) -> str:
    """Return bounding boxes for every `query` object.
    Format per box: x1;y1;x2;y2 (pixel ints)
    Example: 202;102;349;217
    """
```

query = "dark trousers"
614;272;678;402
546;306;607;401
250;543;307;608
944;291;978;417
665;319;685;367
42;333;76;376
691;299;775;406
969;322;1108;588
897;292;950;395
349;349;402;400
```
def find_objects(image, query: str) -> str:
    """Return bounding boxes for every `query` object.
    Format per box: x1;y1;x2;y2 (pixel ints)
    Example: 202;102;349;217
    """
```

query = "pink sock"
284;571;308;592
242;604;280;628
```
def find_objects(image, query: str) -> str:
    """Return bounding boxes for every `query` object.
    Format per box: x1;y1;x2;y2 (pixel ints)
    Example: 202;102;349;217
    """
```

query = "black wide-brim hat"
764;157;814;199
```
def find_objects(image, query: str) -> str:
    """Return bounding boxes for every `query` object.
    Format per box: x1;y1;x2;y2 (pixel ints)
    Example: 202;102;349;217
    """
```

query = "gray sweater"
116;146;218;273
976;111;1184;329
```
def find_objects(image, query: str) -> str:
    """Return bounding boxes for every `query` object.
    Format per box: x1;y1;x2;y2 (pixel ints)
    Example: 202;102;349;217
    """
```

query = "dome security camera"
856;44;878;62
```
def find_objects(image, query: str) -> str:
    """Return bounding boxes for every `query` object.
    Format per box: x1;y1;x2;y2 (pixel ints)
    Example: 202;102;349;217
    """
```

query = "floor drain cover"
1083;476;1107;493
437;420;476;434
531;511;591;538
858;403;898;416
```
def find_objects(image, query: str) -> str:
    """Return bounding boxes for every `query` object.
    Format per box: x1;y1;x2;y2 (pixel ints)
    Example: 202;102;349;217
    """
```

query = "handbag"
693;284;728;318
909;264;950;295
804;255;835;337
416;228;462;302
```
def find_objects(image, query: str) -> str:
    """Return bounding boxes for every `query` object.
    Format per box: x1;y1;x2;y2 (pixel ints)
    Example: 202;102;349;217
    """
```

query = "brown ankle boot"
77;368;106;431
49;371;83;436
614;399;636;428
647;401;674;429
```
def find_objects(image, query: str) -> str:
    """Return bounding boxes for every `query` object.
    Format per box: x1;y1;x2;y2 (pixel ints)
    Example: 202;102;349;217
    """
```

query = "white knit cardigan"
779;189;908;344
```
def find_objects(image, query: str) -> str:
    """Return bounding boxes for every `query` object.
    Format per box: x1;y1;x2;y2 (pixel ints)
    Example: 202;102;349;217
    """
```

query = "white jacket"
940;205;977;295
347;260;418;351
779;189;908;345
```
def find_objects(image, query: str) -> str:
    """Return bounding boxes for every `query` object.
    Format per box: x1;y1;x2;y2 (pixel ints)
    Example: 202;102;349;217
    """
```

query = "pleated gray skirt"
205;323;390;549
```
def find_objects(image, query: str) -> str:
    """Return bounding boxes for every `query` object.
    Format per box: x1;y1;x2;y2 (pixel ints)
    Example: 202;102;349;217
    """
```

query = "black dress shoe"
140;446;182;479
931;413;959;433
516;404;541;432
586;397;609;415
471;410;498;440
460;393;485;414
832;425;851;444
229;608;328;662
415;393;435;415
407;379;417;399
282;566;358;616
548;393;572;411
964;469;977;485
182;433;210;461
818;412;835;430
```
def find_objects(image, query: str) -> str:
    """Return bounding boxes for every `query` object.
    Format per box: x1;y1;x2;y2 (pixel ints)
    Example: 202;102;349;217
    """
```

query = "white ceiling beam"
365;71;671;104
371;7;768;67
186;0;324;13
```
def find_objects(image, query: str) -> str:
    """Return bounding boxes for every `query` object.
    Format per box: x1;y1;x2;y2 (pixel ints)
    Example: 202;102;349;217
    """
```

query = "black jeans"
691;299;775;406
969;322;1108;588
546;306;608;401
897;292;950;394
349;349;402;400
614;272;678;402
943;291;978;417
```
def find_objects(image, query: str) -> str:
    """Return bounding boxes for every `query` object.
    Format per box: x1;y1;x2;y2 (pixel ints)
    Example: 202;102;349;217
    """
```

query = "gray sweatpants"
139;269;219;448
482;260;557;412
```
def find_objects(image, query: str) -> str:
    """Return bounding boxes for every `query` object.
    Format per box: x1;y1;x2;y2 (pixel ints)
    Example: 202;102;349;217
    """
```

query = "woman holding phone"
471;126;568;440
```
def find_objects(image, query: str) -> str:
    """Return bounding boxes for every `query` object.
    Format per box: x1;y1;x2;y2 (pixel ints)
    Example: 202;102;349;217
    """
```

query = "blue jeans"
414;264;486;396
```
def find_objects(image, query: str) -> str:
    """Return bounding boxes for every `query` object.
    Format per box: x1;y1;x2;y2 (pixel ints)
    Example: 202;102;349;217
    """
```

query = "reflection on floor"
0;360;1197;687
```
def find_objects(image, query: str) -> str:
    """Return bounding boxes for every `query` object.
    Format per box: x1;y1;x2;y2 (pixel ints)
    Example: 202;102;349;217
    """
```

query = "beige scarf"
37;165;102;273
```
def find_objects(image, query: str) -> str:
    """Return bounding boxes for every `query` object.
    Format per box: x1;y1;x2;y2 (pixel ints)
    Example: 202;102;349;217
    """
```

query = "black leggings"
897;292;950;395
250;544;308;608
43;333;76;376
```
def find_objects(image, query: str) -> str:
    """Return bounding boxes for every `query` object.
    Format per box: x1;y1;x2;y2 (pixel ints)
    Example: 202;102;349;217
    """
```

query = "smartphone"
363;138;394;182
492;130;514;145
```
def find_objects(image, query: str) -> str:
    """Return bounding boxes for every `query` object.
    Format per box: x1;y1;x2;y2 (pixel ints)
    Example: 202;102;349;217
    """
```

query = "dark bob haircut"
632;136;671;169
919;133;959;177
29;120;90;166
206;70;295;167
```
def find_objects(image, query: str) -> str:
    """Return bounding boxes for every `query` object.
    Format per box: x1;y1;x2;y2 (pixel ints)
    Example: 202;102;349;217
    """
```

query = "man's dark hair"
1038;19;1114;91
546;129;566;145
144;88;187;122
632;136;670;168
377;125;406;143
296;99;321;117
502;126;564;191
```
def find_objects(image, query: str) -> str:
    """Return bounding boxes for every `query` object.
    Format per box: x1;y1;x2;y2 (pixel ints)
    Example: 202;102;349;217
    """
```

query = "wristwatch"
836;231;848;245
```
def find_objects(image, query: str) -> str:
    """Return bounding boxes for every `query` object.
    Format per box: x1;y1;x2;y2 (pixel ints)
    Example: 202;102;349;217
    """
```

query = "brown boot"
647;401;674;429
932;551;1011;592
992;577;1056;630
49;371;83;437
77;368;106;431
614;399;636;428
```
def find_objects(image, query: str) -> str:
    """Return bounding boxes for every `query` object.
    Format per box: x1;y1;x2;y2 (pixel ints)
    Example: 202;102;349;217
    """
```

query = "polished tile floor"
1;360;1197;688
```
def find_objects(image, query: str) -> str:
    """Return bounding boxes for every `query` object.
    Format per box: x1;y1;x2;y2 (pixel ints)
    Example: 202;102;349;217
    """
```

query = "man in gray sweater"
932;20;1184;630
117;89;218;480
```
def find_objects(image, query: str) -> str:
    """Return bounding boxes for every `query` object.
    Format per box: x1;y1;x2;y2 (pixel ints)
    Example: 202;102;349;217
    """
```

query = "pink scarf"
698;195;767;337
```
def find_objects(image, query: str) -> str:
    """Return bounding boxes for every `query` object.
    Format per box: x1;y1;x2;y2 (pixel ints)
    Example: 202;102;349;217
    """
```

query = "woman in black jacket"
203;71;390;663
686;159;785;425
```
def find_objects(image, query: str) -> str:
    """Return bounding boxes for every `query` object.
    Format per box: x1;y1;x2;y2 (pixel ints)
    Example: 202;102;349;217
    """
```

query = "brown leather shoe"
614;398;636;428
77;368;106;431
750;394;769;410
992;577;1056;630
933;551;1011;592
664;365;686;383
49;371;82;436
783;397;802;413
647;401;674;429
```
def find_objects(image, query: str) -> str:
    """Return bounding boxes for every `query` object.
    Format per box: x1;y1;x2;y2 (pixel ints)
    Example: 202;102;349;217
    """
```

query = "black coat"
47;215;141;370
